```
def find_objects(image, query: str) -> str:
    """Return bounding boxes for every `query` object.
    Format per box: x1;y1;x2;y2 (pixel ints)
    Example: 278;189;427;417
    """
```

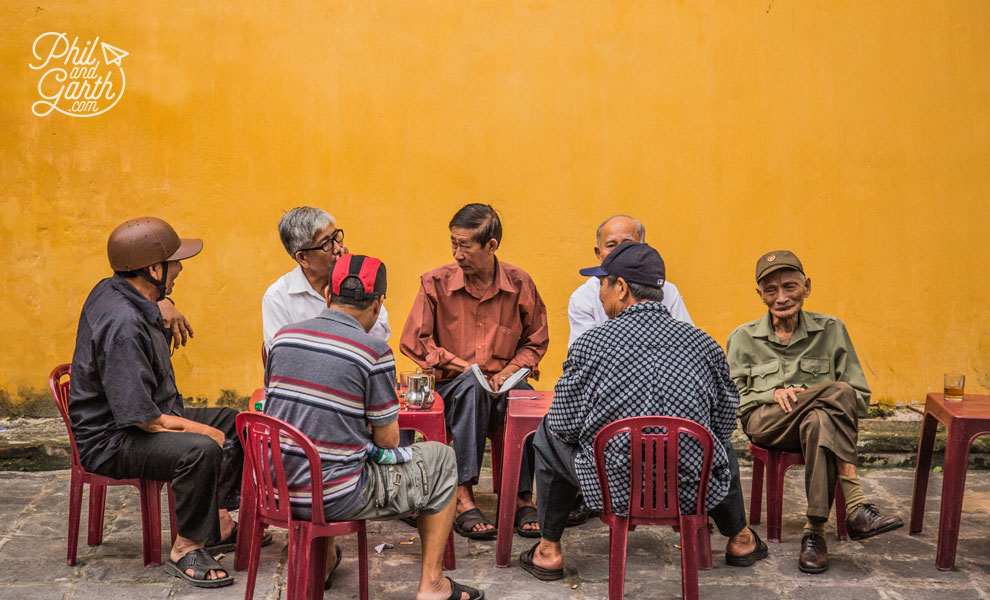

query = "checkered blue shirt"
548;301;739;515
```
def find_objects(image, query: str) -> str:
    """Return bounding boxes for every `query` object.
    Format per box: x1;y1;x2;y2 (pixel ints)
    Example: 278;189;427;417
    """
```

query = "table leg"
910;412;939;535
495;422;526;568
936;431;971;571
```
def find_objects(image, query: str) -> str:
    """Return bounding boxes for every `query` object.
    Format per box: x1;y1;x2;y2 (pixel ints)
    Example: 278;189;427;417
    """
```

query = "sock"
838;475;867;520
803;518;826;537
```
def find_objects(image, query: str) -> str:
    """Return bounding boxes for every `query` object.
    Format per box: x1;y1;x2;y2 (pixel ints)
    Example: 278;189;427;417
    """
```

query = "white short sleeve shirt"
262;265;391;349
567;276;692;348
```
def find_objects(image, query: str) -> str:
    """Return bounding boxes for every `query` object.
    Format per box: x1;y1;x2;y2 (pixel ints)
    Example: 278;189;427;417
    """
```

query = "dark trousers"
93;407;242;545
435;370;535;496
533;418;747;543
741;381;859;520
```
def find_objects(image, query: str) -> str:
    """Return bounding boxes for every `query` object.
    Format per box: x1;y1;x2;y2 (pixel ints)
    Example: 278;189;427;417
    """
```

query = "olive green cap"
755;250;803;283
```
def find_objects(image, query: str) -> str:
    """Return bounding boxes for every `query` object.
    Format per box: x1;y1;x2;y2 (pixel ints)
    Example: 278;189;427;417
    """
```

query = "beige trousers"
741;382;859;520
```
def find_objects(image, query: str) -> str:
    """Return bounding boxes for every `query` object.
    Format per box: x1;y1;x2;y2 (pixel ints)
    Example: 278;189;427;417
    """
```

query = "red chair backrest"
593;416;715;521
48;364;83;468
236;411;328;526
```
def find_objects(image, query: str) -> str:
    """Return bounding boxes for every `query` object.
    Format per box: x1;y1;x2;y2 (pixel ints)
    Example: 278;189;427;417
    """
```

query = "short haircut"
448;203;502;246
330;276;378;310
596;214;646;246
606;275;664;303
278;207;334;258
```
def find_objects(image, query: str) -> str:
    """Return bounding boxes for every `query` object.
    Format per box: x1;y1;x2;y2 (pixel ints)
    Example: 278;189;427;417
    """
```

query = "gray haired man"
262;206;390;349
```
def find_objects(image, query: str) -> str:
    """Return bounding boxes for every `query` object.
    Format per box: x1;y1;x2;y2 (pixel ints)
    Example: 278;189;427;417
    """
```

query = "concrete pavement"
2;465;990;599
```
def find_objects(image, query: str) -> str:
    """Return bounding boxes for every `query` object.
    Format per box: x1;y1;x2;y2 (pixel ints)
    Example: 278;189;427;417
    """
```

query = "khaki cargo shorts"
349;441;457;520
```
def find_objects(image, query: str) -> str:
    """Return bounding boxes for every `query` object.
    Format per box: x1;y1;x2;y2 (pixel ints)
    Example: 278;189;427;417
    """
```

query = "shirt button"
477;322;483;327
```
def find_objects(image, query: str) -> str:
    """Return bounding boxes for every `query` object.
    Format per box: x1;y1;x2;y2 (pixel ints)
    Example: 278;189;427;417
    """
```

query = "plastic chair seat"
49;364;177;567
595;416;716;600
748;443;848;542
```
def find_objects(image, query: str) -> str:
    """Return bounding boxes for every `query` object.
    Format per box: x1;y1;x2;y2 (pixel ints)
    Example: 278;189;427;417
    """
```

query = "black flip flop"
725;528;769;567
206;522;273;554
444;576;485;600
453;508;497;541
514;505;541;538
164;547;234;588
519;542;563;581
565;501;592;527
324;543;343;590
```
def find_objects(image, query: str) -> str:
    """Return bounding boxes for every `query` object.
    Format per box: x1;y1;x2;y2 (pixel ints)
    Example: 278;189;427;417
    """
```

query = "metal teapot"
404;370;435;409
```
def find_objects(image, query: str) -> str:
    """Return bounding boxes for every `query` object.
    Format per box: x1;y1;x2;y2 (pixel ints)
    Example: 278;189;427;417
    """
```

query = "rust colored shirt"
400;260;549;381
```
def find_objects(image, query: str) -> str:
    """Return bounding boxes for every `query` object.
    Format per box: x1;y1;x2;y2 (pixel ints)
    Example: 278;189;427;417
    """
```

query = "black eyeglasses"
299;229;344;254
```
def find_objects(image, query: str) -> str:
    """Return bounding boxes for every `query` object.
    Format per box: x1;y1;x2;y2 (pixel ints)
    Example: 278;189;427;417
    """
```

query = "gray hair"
278;207;335;258
595;214;646;246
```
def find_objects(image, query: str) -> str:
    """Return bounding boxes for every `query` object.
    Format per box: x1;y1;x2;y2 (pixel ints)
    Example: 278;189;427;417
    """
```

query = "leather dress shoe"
798;533;828;574
846;503;904;540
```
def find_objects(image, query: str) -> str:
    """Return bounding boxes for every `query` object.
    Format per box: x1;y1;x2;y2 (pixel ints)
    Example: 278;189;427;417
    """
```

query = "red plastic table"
236;392;455;572
910;392;990;570
494;389;554;568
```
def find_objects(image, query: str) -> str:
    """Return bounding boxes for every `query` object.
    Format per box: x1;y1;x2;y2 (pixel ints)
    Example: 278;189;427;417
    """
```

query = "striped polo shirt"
264;308;399;520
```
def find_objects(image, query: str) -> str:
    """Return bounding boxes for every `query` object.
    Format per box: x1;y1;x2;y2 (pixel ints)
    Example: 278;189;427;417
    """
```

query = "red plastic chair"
594;416;715;600
48;364;177;567
236;412;368;600
748;444;848;543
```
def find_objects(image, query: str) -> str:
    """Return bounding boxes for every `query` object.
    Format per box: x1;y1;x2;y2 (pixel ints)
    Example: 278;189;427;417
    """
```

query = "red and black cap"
331;254;387;299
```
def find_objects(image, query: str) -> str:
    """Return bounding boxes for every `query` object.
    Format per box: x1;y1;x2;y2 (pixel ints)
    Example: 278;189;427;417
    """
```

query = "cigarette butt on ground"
571;584;579;589
408;537;416;541
399;541;413;545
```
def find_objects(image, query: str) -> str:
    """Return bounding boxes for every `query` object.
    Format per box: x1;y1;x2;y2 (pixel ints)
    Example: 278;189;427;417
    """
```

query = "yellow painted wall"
2;1;988;408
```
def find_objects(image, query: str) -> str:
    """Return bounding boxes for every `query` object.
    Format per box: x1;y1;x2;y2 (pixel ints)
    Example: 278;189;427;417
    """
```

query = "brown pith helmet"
107;217;203;271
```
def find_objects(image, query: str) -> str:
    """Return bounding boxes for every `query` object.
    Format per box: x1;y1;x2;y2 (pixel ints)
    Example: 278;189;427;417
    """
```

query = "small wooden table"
494;389;554;568
910;392;990;570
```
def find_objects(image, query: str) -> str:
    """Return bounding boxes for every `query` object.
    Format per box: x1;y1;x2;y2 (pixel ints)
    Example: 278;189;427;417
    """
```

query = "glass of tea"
944;373;965;401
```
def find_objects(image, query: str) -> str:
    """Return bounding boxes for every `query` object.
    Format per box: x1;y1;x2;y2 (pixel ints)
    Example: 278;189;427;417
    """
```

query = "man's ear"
617;277;630;300
594;246;603;262
803;277;812;297
755;286;763;298
323;284;332;307
485;238;499;253
373;295;385;318
148;263;163;280
295;250;309;268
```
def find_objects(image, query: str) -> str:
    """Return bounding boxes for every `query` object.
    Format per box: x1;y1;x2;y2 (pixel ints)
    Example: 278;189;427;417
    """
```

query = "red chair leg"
66;471;84;565
307;537;328;600
698;520;713;570
443;527;456;571
138;480;163;567
834;482;848;541
678;516;700;600
235;456;258;572
87;483;107;546
287;524;311;600
910;413;939;534
243;521;265;600
936;436;971;570
765;453;784;542
750;456;765;526
358;524;369;600
607;520;630;600
495;423;526;567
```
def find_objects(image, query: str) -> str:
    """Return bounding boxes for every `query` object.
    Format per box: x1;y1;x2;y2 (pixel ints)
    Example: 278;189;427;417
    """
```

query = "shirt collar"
615;300;668;320
446;257;514;296
317;307;365;331
287;264;322;298
110;275;164;327
754;310;822;344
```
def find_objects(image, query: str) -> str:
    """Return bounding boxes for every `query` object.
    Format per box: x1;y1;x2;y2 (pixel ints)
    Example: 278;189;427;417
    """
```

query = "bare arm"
137;414;225;447
158;299;194;350
371;420;400;449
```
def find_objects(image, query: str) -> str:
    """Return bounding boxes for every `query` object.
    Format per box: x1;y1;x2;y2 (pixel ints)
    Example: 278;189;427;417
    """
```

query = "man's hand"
773;387;804;413
158;299;194;350
203;426;225;448
443;357;471;374
488;364;520;392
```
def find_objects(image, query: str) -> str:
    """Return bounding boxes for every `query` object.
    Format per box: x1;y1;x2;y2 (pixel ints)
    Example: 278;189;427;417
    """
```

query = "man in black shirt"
68;217;254;588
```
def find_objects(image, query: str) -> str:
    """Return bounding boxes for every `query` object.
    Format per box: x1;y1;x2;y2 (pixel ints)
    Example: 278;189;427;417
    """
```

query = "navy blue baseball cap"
579;241;666;288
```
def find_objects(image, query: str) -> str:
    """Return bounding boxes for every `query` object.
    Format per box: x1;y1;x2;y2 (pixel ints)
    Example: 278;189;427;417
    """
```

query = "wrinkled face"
450;226;496;276
595;217;642;263
297;223;345;278
757;269;811;321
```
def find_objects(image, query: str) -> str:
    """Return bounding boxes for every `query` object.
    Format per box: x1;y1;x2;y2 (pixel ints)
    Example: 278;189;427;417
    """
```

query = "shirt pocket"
492;324;521;361
798;357;831;381
749;359;783;392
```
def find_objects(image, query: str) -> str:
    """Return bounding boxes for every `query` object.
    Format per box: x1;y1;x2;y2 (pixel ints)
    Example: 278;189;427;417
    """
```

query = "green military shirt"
726;311;870;418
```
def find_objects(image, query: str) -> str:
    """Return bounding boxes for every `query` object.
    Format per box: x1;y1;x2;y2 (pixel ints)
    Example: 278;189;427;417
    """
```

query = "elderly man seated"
262;206;389;350
521;241;767;581
726;250;902;574
265;254;483;600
